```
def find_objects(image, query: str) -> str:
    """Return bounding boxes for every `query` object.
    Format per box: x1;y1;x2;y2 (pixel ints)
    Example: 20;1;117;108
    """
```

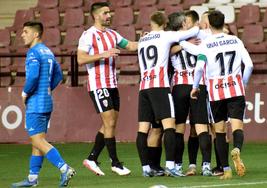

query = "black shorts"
89;88;120;113
151;121;163;129
172;84;209;125
209;96;246;123
138;88;175;122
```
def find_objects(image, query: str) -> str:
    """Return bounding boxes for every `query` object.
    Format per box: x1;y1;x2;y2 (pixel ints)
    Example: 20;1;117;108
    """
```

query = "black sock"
104;137;119;165
164;128;176;161
175;133;184;164
148;146;162;168
188;136;199;165
214;138;221;168
198;132;211;163
136;132;149;166
233;129;244;151
88;132;105;161
215;133;229;168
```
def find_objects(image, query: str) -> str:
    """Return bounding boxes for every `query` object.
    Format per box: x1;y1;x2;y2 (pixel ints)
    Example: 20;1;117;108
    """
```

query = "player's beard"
102;19;111;27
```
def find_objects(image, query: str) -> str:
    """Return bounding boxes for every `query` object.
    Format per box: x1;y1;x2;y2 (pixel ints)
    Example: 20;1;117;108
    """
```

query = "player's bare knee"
148;128;163;147
195;124;208;135
230;118;243;132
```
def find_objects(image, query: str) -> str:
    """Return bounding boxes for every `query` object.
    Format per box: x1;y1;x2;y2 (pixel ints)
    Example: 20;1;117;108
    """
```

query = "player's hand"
22;95;27;107
141;31;149;37
101;48;120;58
187;37;201;45
190;88;200;99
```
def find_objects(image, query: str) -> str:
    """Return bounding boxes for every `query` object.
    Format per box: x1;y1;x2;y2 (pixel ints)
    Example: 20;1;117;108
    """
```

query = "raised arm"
176;26;199;42
179;41;201;56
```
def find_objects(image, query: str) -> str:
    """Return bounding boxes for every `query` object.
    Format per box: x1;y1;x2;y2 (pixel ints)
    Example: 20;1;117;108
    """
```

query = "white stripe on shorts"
94;90;103;113
168;93;175;118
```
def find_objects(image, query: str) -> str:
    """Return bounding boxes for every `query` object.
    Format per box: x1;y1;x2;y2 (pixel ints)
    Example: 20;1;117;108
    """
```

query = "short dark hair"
23;21;43;38
90;2;110;18
150;11;166;27
185;10;199;24
167;12;185;31
208;10;225;30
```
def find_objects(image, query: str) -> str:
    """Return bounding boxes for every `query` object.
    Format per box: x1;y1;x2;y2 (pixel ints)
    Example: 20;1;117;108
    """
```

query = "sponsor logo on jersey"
214;80;236;89
142;74;157;81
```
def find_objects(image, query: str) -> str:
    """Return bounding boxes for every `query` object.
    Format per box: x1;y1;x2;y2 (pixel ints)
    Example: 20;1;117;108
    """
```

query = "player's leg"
195;124;212;176
100;109;129;175
228;96;246;177
83;90;108;175
210;100;232;180
161;117;183;177
12;113;75;187
186;125;199;176
172;85;191;175
213;121;232;180
86;126;105;162
147;123;164;176
100;109;130;175
137;90;155;177
191;85;212;176
175;123;185;174
83;125;105;176
211;124;224;176
31;133;76;186
12;146;44;188
137;122;154;177
150;88;182;177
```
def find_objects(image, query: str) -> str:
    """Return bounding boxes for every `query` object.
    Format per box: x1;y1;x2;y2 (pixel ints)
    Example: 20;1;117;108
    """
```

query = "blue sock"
45;147;66;169
29;155;44;175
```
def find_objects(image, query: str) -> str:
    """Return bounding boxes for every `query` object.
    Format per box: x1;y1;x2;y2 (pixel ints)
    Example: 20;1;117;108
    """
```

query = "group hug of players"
135;9;253;179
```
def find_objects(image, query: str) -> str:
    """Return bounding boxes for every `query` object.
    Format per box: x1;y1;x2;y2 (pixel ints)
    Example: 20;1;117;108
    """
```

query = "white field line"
172;181;267;188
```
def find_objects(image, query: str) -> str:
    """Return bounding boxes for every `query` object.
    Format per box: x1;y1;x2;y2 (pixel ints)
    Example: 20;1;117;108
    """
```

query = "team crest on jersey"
103;99;108;107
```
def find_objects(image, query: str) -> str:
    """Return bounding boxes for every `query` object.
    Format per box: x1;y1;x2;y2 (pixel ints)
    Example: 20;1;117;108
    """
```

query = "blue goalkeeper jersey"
23;43;62;113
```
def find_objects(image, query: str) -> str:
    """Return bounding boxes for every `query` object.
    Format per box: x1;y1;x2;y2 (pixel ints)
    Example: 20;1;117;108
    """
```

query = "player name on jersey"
206;38;238;48
139;34;160;42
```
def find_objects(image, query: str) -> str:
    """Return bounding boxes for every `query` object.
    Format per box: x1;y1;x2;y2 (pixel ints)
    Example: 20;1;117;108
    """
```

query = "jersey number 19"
139;45;158;70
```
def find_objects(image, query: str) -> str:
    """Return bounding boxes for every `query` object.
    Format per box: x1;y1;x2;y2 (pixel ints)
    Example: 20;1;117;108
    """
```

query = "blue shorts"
25;112;51;136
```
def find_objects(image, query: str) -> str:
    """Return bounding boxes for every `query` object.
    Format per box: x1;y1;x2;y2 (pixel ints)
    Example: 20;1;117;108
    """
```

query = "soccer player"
170;10;212;177
77;2;137;176
12;21;75;187
182;11;235;177
136;11;199;177
190;10;253;179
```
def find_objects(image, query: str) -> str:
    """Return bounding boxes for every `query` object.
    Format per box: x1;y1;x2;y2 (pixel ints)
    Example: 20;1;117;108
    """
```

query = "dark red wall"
0;84;266;143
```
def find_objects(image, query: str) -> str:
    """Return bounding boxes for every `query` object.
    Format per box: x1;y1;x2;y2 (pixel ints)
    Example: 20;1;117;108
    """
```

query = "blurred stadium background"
0;0;266;143
0;0;267;187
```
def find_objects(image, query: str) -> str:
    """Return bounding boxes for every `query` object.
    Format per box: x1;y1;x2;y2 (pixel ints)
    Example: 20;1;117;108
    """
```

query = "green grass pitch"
1;143;267;188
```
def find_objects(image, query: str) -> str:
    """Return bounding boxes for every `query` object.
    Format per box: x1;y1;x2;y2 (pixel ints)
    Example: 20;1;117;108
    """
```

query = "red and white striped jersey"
195;33;253;101
138;27;199;90
78;26;124;91
171;29;211;86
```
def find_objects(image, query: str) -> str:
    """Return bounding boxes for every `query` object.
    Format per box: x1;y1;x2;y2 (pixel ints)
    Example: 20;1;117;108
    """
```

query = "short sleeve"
78;31;93;52
112;30;124;45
